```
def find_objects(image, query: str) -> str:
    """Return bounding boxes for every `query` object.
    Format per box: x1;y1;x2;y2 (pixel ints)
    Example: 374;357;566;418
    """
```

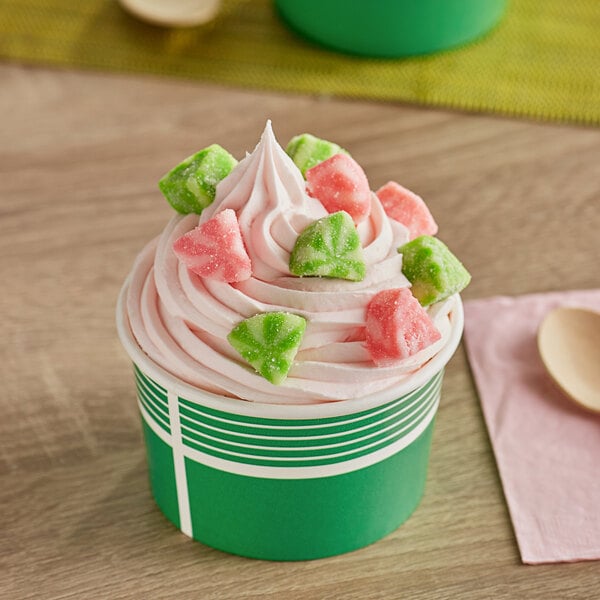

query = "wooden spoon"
537;307;600;413
120;0;221;27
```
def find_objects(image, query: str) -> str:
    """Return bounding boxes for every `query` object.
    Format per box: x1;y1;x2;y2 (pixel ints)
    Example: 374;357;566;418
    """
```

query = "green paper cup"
275;0;507;57
117;284;464;560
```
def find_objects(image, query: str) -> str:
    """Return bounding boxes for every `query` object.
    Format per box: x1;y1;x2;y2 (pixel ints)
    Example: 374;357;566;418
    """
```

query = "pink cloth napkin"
463;289;600;564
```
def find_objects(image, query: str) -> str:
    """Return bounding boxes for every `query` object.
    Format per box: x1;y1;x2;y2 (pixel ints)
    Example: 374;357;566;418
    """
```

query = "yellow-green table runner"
1;0;598;125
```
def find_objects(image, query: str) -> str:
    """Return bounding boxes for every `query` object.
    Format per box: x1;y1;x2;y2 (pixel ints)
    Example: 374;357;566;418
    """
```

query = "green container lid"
275;0;507;57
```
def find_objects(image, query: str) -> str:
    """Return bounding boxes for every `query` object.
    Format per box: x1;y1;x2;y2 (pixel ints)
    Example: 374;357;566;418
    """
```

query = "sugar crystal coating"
172;209;252;282
159;144;237;214
366;288;442;365
227;312;307;385
289;211;366;281
285;133;347;178
306;153;371;224
399;235;471;306
376;181;438;240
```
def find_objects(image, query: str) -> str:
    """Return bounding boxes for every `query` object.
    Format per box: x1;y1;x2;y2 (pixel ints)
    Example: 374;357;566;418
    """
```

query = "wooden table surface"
1;62;599;600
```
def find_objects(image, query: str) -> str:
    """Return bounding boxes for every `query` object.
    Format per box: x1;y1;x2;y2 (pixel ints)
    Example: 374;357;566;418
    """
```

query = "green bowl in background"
275;0;507;57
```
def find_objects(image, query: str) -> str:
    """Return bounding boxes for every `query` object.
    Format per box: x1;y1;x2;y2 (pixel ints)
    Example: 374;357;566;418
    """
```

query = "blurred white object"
120;0;221;27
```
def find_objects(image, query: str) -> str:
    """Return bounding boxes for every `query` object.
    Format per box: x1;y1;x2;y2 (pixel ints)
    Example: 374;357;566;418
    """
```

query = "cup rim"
116;279;464;419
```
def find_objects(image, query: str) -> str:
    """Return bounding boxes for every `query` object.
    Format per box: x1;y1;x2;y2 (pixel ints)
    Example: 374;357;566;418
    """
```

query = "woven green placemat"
1;0;598;125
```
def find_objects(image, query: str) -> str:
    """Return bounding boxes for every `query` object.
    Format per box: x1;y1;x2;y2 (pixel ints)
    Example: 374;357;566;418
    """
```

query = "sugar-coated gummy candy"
366;288;442;366
172;209;252;283
227;312;307;385
306;153;371;224
375;181;438;240
366;289;442;365
285;133;347;178
289;211;366;281
159;144;237;214
399;235;471;306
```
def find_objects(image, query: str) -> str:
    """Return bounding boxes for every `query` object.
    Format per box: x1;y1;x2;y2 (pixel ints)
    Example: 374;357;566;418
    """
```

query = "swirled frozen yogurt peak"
126;121;470;404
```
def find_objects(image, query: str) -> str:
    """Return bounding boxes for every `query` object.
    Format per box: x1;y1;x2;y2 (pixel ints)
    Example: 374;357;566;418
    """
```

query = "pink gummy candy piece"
366;288;441;365
305;153;371;224
172;208;252;283
375;181;438;240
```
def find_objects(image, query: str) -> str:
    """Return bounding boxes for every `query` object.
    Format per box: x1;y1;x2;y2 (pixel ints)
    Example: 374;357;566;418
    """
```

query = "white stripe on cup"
177;372;440;441
138;393;439;480
179;380;439;454
180;399;439;479
168;390;193;538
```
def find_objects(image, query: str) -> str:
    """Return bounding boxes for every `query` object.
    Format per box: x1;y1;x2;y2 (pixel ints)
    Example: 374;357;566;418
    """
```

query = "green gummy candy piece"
285;133;347;177
228;312;307;385
399;235;471;306
158;144;237;214
289;211;366;281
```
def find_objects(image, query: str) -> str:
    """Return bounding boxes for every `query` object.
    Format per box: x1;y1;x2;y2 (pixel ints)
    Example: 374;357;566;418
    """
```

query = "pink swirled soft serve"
126;121;457;404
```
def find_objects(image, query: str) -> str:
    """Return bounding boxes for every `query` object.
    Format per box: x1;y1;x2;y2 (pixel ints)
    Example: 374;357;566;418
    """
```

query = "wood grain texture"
1;63;599;600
